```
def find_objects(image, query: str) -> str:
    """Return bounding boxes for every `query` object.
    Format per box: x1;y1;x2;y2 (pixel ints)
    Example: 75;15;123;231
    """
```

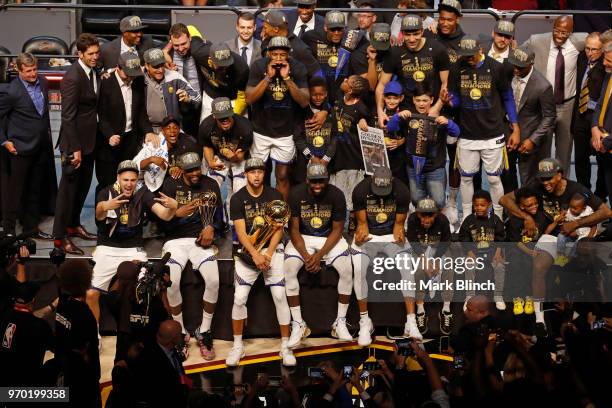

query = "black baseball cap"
13;281;40;304
161;115;180;127
371;167;393;196
370;23;391;51
416;198;438;213
306;163;329;181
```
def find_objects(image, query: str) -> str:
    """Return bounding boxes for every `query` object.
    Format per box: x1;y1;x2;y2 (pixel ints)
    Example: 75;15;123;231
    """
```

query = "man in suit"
593;42;612;199
225;11;262;67
133;320;188;408
572;32;606;199
285;0;325;40
53;33;100;255
508;47;556;185
96;52;152;194
0;53;54;238
99;15;154;70
522;16;587;175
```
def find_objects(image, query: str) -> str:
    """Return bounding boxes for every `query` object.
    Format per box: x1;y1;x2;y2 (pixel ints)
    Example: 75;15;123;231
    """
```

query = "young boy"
329;75;370;229
293;77;337;184
387;83;459;212
458;190;506;310
505;187;550;315
379;80;409;186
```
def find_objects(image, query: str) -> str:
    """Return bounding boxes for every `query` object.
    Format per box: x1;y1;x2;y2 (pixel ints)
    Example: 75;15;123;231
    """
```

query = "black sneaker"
534;322;548;338
416;312;428;335
439;310;453;335
195;331;216;360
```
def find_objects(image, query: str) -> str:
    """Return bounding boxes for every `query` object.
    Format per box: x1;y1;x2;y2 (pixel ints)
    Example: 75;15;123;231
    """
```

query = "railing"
511;9;612;24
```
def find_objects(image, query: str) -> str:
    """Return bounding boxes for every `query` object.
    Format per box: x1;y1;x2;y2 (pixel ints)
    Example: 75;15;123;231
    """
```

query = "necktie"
578;64;591;114
241;46;248;64
298;24;308;39
554;45;565;104
513;78;523;110
598;75;612;128
89;69;96;94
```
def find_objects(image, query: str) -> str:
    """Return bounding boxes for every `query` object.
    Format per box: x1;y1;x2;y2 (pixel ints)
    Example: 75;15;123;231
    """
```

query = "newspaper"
358;126;390;175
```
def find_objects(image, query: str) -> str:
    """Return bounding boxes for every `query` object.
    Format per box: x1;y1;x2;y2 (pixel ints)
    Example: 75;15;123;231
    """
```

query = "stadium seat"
133;0;177;35
22;36;69;56
81;0;129;35
0;46;11;83
69;36;110;55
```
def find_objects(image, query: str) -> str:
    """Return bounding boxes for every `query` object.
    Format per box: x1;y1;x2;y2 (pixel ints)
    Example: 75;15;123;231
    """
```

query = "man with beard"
86;161;178;326
484;20;516;64
160;152;224;360
376;14;450;128
284;163;353;348
226;158;295;367
99;15;154;69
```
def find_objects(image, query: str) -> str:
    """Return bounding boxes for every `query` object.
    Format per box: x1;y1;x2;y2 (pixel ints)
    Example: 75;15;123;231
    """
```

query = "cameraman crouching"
86;160;178;330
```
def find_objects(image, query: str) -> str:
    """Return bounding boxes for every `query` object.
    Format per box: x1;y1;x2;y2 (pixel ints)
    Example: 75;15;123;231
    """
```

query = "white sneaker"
404;318;423;341
358;316;374;347
287;320;310;349
494;296;506;311
280;347;296;366
225;343;245;367
443;203;458;226
331;317;353;341
463;296;472;312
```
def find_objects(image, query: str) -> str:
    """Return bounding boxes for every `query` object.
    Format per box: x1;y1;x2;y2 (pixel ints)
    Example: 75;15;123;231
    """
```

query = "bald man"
522;16;587;174
463;295;490;324
451;295;498;356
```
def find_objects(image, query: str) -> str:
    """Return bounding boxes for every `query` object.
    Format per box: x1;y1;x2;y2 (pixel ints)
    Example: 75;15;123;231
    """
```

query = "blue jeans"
407;166;447;209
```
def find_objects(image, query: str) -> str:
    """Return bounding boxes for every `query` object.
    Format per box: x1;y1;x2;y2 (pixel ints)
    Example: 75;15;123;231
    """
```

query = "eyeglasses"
585;47;602;52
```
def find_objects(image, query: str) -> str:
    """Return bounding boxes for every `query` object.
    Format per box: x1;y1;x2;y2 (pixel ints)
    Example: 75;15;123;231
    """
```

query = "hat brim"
537;171;557;179
117;167;139;175
245;166;266;173
307;175;329;181
508;57;531;68
371;181;392;196
211;56;234;67
370;39;390;51
146;59;166;68
181;164;201;172
162;119;180;127
438;5;462;16
494;29;514;37
121;66;144;77
326;22;346;29
213;110;234;120
416;207;437;214
122;24;148;33
457;48;478;57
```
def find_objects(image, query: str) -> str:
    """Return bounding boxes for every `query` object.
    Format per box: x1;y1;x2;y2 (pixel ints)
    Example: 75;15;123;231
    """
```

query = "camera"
135;253;172;305
308;367;324;379
267;376;282;387
396;338;414;357
0;232;36;264
591;319;606;330
342;365;353;379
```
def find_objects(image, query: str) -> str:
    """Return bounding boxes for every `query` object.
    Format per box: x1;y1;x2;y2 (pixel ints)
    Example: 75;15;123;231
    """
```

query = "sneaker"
404;318;423;340
513;297;524;315
287;321;310;349
331;317;353;341
439;310;453;335
225;343;245;367
524;297;534;315
534;322;548;338
280;347;296;366
416;312;428;335
358;316;374;347
195;331;216;360
443;203;458;226
494;296;506;311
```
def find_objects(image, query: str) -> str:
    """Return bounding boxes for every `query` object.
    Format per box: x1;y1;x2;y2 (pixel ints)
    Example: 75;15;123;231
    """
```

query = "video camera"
135;252;172;305
0;231;36;266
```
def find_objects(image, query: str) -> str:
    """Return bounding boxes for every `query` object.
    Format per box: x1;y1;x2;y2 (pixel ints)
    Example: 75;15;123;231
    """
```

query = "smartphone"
268;376;282;387
396;339;413;356
453;355;465;370
592;319;606;330
343;365;354;379
360;370;370;380
439;336;450;353
362;361;381;371
308;367;324;379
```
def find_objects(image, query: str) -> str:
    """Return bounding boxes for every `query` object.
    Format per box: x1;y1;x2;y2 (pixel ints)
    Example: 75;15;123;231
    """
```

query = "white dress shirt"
488;46;509;63
121;38;136;54
237;38;254;66
115;70;133;133
512;67;533;110
293;15;316;37
78;59;97;94
545;39;579;102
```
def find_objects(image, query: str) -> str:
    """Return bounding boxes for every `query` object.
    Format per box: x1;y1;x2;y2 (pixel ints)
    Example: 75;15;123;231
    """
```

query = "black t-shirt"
406;212;451;258
449;56;509;140
96;186;157;248
247;56;309;138
404;113;447;172
55;295;100;380
302;30;348;104
382;39;449;99
230;185;284;234
160;175;223;240
331;98;370;172
199;114;253;159
288;183;346;237
458;213;505;257
192;43;249;100
262;34;321;79
294;105;337;160
0;309;54;386
352;178;410;236
523;179;604;232
506;211;550;246
167;133;200;170
425;25;465;66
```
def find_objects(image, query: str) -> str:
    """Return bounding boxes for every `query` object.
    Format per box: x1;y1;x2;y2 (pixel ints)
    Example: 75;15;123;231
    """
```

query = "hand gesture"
507;129;520;151
196;225;214;248
109;135;121;147
378;111;389;129
393;223;405;244
305;251;323;273
169;166;183;179
518;138;535;154
435;115;448;126
253;252;270;272
150;156;168;170
145;133;160;148
355;224;371;246
105;193;129;211
522;216;537;237
358;118;369;132
306;110;328;131
366;45;377;61
176;88;190;103
71;150;82;169
4;141;17;155
280;62;291;79
208;158;225;170
154;192;178;209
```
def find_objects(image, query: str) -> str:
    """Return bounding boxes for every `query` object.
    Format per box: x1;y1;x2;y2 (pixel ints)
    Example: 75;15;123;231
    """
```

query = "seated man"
226;158;295;367
160;153;224;360
284;163;353;348
351;167;411;347
86;161;178;327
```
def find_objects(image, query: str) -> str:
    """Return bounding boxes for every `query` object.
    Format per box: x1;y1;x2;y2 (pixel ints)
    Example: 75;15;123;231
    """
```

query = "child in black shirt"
459;190;506;311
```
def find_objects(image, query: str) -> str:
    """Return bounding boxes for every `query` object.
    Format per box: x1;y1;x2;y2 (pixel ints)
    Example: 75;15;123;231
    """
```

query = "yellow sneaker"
513;297;524;315
524;297;534;315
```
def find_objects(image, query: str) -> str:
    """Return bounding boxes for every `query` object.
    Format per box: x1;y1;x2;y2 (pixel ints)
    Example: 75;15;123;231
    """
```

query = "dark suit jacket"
516;68;556;147
99;35;155;70
593;73;612;134
97;74;152;161
285;9;325;38
0;75;51;155
133;341;187;408
572;52;606;130
57;61;99;155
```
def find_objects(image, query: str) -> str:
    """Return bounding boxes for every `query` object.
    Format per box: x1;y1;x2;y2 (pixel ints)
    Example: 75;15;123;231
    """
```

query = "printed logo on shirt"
306;121;332;154
418;231;442;245
300;202;332;233
542;198;563;221
55;313;72;331
210;129;239;155
316;42;339;68
366;196;396;228
401;55;434;84
460;71;493;109
469;225;495;250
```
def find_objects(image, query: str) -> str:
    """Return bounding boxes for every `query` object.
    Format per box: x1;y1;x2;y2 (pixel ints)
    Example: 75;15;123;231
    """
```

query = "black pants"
1;149;45;233
52;153;95;238
574;117;608;200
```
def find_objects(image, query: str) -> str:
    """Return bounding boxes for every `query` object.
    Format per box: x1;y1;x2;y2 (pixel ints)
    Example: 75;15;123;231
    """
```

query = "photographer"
0;242;32;313
87;160;178;326
451;295;499;358
54;259;101;408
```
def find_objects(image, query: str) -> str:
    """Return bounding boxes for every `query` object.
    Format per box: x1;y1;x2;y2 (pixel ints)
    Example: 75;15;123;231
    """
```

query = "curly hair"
348;75;370;99
58;259;93;297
